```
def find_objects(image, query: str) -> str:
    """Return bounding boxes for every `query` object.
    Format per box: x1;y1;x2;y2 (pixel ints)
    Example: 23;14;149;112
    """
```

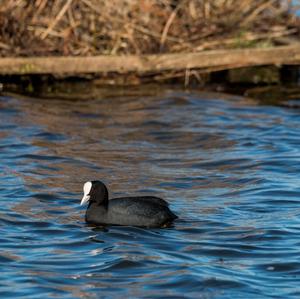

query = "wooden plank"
0;46;299;75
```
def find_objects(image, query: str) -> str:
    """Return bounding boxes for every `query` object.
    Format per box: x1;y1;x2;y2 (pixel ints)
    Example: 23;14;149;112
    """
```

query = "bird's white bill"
81;194;90;205
81;181;92;205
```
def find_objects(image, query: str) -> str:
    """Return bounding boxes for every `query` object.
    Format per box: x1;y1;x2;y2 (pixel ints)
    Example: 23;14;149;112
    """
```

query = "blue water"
293;0;300;15
1;90;300;298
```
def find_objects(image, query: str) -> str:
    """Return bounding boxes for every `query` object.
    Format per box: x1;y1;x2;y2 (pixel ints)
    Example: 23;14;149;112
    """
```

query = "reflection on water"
1;89;300;298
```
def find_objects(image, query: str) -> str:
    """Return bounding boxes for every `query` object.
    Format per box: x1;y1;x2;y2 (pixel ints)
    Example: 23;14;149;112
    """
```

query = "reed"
0;0;298;57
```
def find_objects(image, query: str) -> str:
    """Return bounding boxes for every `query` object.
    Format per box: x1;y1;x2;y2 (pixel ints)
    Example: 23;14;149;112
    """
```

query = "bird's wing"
109;198;163;218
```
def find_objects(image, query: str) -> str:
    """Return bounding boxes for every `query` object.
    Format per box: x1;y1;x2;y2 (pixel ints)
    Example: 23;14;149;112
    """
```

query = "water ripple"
0;91;299;298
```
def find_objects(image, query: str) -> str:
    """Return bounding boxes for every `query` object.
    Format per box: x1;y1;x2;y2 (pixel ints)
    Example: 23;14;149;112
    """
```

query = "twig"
41;0;73;40
0;41;10;50
160;4;181;50
241;0;276;26
195;29;298;51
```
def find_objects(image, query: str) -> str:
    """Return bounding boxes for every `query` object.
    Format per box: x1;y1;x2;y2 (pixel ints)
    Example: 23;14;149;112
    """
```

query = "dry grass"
0;0;299;57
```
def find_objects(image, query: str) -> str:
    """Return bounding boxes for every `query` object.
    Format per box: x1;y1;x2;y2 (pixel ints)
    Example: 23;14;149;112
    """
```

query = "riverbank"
1;0;299;57
0;0;300;84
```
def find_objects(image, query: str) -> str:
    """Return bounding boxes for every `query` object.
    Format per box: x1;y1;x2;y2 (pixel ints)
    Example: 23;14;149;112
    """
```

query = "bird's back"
107;196;177;227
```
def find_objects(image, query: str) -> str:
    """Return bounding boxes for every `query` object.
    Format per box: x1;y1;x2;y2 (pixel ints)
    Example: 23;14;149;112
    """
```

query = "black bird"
80;180;178;228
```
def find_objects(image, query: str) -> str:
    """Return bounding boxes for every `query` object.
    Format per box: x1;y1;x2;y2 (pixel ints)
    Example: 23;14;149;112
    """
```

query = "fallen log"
0;46;299;75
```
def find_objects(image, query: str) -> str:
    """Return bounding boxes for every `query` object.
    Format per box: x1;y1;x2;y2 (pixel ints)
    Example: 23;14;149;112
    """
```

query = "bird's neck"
88;198;108;209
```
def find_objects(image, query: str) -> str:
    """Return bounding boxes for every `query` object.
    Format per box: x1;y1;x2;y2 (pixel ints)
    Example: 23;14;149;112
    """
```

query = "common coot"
80;180;178;228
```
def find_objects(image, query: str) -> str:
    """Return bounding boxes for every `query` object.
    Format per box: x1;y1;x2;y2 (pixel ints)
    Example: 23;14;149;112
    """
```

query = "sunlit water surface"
1;90;300;298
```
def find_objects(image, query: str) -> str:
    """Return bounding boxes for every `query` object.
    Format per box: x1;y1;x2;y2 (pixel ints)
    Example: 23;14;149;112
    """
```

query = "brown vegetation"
0;0;299;57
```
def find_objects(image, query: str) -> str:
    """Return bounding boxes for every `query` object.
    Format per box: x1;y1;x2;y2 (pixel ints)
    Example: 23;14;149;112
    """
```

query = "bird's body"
81;181;177;228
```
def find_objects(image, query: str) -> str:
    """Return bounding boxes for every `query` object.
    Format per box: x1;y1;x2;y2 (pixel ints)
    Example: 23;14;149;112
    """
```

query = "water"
1;89;300;298
293;0;300;15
